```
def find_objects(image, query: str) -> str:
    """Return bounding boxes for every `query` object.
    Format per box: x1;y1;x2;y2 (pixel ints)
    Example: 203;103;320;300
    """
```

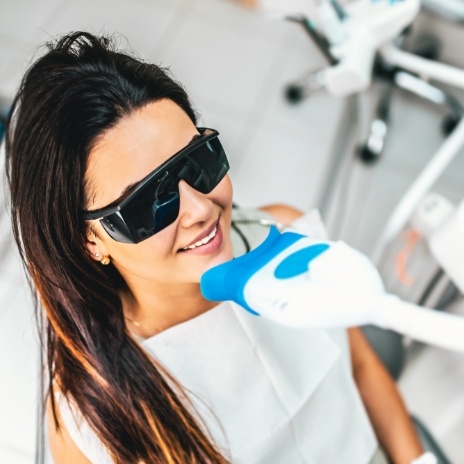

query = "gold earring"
100;256;111;265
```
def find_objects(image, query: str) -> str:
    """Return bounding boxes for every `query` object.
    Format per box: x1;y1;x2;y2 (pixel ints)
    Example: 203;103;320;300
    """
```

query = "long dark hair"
6;32;229;463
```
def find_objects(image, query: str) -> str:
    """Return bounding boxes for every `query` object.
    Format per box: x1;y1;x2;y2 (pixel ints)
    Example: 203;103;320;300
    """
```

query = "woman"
5;32;426;463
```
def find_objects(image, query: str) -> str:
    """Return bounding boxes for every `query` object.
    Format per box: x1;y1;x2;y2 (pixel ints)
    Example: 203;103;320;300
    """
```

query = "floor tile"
0;0;63;45
231;117;328;211
347;161;424;254
191;93;251;162
191;0;292;39
0;446;33;464
160;6;289;116
38;0;181;59
413;10;464;67
0;288;39;458
375;87;464;187
0;42;46;98
0;44;19;84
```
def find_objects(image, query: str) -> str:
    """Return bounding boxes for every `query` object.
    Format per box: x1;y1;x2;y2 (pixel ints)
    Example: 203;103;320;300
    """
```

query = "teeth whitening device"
201;225;464;353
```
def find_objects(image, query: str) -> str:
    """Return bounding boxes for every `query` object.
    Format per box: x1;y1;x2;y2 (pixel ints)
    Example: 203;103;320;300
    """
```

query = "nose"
177;180;213;228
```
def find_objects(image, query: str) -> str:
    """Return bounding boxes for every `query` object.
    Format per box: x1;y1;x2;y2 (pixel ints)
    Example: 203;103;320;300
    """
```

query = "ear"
85;226;108;262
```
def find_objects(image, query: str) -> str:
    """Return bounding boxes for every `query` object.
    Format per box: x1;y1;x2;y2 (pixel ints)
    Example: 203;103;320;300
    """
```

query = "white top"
142;303;378;463
56;210;379;463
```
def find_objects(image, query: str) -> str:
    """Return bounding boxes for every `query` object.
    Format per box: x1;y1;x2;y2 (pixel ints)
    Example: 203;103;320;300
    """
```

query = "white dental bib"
142;301;377;463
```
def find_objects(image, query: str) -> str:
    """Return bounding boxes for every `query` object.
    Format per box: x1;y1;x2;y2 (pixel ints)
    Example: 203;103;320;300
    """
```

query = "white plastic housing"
411;192;456;238
429;198;464;294
239;233;464;352
243;240;385;328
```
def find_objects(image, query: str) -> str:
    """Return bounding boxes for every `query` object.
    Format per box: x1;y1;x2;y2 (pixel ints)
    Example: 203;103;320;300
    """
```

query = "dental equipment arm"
267;0;421;97
322;0;420;96
201;227;464;353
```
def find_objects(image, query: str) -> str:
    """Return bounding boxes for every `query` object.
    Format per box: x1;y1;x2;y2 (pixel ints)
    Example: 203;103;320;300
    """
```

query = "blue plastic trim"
200;226;305;315
274;244;330;279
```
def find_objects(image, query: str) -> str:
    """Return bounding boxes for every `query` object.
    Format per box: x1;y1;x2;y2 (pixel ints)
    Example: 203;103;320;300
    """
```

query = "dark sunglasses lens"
120;180;180;243
100;215;134;244
179;137;229;193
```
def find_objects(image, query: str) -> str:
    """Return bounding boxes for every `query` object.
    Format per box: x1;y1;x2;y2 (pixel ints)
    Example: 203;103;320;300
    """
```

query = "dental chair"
256;0;463;461
422;0;464;23
413;416;453;464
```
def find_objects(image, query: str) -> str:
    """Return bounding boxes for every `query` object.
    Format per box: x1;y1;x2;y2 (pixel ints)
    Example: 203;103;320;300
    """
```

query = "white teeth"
183;226;217;250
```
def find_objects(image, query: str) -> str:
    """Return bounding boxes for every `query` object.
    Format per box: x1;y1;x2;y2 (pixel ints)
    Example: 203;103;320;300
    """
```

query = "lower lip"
180;222;223;256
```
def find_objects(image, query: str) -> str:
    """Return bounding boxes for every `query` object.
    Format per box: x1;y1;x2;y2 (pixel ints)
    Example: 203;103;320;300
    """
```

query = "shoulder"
258;203;304;226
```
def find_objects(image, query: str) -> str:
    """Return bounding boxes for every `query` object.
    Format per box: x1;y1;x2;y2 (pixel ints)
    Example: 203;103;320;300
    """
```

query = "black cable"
435;279;462;312
286;16;338;66
231;221;250;254
417;268;445;307
230;204;279;254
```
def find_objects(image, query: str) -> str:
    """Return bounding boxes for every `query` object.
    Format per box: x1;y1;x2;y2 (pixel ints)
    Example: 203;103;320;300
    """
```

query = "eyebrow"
119;133;201;197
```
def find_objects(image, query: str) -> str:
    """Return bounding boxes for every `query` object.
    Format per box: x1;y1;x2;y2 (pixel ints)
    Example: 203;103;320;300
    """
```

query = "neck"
121;281;217;340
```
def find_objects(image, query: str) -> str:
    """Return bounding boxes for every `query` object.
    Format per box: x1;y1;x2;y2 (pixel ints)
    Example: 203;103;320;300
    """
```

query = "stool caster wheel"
285;84;307;104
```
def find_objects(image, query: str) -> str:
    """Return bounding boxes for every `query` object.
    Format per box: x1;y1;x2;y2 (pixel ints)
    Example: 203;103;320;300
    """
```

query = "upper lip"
182;220;219;249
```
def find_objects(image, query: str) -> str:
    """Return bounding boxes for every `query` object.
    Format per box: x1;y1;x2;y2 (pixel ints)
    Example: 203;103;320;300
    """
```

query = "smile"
182;225;218;250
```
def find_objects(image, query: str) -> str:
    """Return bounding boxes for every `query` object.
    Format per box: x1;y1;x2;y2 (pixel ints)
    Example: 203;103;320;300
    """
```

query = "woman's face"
84;99;234;286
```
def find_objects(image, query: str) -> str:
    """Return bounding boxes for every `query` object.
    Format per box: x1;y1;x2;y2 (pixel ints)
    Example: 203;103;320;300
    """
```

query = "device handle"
375;294;464;352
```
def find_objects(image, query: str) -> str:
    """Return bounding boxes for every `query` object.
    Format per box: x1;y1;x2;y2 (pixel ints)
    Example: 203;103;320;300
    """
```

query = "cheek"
102;226;171;269
216;175;233;206
110;238;178;282
122;231;171;261
216;176;234;254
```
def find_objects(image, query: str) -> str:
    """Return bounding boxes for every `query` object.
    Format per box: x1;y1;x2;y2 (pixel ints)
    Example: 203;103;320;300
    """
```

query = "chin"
195;247;233;282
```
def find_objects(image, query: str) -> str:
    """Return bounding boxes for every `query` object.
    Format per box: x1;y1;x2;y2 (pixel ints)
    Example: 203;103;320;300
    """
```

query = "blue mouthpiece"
200;226;305;314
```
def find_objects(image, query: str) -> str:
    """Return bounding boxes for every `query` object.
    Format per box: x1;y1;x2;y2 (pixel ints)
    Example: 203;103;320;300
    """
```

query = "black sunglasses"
82;128;229;244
